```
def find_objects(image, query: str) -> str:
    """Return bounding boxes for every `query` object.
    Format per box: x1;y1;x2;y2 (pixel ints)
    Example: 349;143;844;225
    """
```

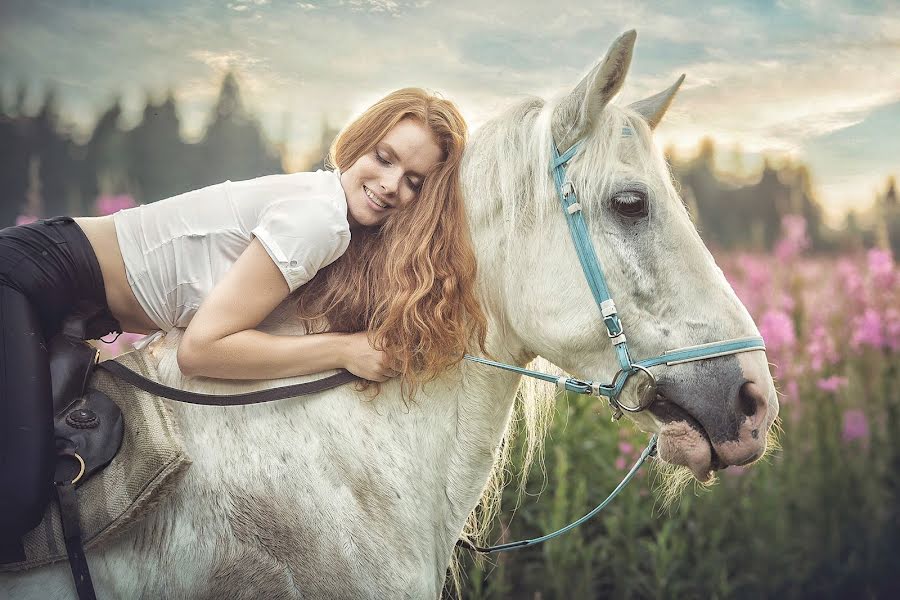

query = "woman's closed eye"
376;149;423;193
375;150;391;166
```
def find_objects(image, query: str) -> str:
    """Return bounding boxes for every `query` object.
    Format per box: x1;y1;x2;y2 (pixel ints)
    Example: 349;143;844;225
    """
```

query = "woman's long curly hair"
291;88;488;401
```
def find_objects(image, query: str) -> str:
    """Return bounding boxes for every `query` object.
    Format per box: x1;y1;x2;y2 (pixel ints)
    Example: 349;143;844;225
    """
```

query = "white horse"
2;30;778;599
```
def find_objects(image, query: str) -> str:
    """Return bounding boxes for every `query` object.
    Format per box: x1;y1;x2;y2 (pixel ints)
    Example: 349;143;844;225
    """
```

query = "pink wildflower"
95;194;137;216
841;409;869;444
15;215;38;225
736;253;771;289
783;379;799;404
617;441;633;455
614;456;627;471
867;248;895;289
816;375;848;393
836;258;865;304
851;308;884;350
759;309;796;354
726;253;771;316
773;214;810;262
807;324;839;372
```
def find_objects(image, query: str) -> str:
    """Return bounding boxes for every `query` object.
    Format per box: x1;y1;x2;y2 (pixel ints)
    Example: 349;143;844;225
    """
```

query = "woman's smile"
363;185;390;209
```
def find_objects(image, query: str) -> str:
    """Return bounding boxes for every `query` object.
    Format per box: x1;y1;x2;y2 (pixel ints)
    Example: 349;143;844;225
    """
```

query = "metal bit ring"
609;363;657;414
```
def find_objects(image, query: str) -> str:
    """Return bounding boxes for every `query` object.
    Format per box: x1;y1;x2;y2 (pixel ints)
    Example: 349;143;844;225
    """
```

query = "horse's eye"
611;190;649;218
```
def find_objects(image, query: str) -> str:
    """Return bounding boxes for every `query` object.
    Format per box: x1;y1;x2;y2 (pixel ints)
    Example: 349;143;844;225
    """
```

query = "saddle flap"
49;333;98;417
53;389;124;485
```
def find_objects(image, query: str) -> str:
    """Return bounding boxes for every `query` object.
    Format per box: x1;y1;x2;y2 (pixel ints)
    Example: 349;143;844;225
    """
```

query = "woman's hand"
341;332;401;382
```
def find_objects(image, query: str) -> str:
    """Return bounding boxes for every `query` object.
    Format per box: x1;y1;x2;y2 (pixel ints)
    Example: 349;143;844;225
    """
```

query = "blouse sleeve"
251;195;351;293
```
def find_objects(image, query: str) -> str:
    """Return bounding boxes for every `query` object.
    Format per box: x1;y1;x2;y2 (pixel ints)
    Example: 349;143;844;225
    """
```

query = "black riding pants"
0;216;122;553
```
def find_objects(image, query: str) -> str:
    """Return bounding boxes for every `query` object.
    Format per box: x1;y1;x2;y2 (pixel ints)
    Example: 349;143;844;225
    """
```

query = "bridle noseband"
458;132;766;554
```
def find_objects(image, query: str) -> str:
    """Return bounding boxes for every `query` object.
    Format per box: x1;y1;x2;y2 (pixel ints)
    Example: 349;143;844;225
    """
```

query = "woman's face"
340;117;443;229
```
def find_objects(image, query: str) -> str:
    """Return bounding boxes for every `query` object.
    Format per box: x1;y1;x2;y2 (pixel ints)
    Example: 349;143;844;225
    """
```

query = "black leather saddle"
49;315;124;486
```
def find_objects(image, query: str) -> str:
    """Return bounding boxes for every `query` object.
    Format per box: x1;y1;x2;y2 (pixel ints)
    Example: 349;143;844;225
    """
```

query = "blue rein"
458;137;766;554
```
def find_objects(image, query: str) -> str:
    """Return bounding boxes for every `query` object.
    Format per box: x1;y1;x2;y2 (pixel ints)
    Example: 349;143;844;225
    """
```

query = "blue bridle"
458;135;766;554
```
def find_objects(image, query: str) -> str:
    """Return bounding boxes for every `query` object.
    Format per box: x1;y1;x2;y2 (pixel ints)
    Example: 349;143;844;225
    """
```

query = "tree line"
1;71;896;254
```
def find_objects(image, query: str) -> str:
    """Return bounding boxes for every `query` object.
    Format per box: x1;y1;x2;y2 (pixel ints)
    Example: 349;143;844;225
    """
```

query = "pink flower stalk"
759;309;797;355
736;253;771;289
807;324;839;372
617;441;634;456
614;456;627;471
841;409;869;444
95;194;137;216
774;214;810;262
867;248;895;290
816;375;848;393
851;308;884;350
16;215;38;225
773;290;796;314
836;258;865;305
728;253;772;316
784;379;799;404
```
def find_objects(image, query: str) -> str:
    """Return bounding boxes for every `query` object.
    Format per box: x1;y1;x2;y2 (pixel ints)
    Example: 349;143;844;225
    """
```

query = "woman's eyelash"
375;149;422;192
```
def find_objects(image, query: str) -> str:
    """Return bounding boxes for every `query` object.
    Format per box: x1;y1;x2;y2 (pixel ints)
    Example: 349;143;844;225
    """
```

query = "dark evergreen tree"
0;83;32;226
79;98;128;212
880;177;899;255
34;87;78;217
197;71;282;187
128;91;193;203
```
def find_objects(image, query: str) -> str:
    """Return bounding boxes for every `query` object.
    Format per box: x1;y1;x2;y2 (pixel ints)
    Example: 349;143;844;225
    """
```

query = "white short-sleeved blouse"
112;170;350;349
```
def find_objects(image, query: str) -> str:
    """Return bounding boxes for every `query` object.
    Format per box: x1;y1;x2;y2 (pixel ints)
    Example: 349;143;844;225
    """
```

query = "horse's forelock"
468;96;674;253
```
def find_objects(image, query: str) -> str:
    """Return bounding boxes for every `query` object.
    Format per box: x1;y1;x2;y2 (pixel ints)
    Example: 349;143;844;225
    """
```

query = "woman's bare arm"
177;237;397;381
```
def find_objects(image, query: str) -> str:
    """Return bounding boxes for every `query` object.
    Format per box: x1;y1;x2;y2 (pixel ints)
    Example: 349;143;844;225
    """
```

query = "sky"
1;0;898;225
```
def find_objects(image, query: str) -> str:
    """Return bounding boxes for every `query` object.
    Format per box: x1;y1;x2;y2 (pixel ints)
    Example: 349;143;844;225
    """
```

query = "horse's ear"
552;29;637;152
628;74;686;130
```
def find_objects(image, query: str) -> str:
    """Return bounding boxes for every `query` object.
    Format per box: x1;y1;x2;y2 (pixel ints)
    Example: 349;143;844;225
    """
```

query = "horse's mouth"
649;394;722;481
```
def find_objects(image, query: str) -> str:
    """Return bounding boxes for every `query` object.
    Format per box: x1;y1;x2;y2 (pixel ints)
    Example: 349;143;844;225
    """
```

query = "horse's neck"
434;197;536;531
148;296;528;559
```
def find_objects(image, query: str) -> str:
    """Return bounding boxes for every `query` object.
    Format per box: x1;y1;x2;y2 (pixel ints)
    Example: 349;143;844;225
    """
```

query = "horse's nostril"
738;382;759;417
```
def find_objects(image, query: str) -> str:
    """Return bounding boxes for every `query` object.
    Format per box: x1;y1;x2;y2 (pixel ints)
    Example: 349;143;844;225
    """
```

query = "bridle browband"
457;133;766;554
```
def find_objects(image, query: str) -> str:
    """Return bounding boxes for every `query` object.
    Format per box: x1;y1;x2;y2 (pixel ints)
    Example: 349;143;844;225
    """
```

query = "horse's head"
468;30;778;482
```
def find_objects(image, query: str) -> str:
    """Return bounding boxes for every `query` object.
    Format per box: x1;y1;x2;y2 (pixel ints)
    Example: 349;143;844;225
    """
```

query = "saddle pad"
0;349;192;572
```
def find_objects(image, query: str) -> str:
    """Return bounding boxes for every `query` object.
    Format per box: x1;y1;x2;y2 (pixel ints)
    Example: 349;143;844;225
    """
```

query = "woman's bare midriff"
72;215;160;335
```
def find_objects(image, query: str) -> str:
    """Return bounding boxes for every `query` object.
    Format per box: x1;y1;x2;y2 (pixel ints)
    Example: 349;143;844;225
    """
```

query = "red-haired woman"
0;88;487;559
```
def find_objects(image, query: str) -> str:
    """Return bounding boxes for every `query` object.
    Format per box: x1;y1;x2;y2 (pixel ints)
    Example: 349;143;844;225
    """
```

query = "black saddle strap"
95;360;360;406
56;482;96;600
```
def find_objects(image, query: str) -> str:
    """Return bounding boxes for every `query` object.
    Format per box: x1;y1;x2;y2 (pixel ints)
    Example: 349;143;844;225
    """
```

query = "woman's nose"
380;168;402;195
